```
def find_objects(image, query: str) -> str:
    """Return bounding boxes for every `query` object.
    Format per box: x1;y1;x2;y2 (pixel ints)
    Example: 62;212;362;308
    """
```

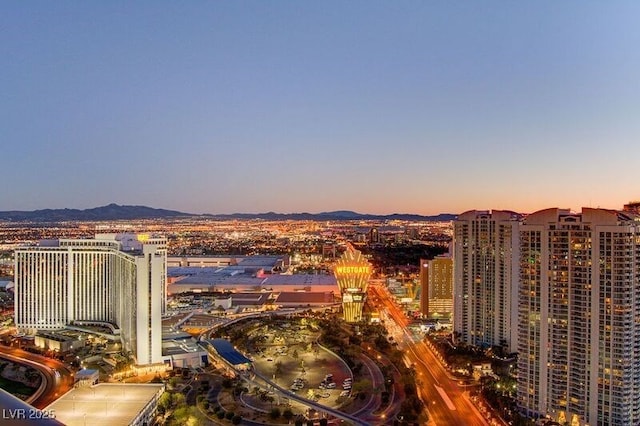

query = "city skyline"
3;2;640;215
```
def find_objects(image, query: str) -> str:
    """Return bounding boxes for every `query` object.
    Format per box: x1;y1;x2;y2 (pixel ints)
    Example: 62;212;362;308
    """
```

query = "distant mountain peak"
0;204;190;222
0;205;457;222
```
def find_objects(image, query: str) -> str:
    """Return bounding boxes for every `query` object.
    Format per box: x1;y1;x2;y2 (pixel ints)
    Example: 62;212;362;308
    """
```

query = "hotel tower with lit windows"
334;244;372;323
517;208;640;426
453;210;521;353
14;234;166;366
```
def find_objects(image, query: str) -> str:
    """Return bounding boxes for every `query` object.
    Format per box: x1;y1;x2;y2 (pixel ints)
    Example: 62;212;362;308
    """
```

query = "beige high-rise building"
428;255;453;318
453;210;521;352
517;208;640;426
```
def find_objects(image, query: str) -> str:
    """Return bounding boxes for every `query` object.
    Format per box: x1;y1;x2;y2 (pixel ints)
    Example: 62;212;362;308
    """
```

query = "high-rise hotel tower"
14;234;166;365
518;208;640;425
453;210;521;352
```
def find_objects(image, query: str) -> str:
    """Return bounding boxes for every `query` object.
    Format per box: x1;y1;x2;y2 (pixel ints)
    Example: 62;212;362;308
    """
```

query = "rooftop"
46;383;165;426
169;267;337;289
162;338;204;356
263;274;336;286
36;331;80;342
275;291;336;304
225;292;271;306
205;339;252;366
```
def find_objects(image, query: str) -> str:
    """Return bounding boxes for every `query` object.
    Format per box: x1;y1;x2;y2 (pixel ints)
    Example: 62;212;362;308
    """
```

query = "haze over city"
3;2;639;214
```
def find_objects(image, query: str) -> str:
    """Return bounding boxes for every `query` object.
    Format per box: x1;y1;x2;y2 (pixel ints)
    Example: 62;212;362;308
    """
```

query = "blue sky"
2;2;639;214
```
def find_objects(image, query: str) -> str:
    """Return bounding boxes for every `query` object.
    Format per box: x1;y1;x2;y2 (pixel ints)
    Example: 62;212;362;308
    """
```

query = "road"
0;345;74;409
369;284;488;426
354;351;400;424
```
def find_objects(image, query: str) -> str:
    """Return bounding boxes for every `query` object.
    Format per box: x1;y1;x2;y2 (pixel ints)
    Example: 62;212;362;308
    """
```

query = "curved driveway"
0;346;73;409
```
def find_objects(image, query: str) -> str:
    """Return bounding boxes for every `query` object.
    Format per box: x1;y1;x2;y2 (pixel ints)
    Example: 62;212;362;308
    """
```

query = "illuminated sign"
335;266;372;274
335;244;373;323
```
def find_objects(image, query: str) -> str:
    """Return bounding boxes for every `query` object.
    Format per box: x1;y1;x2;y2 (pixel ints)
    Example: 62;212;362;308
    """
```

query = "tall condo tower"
453;210;521;352
14;233;166;366
517;208;640;426
334;244;372;323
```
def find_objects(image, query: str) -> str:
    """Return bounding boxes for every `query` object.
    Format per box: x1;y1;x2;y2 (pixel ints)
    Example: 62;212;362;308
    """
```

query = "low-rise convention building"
167;256;338;295
210;292;272;314
161;334;208;369
74;369;99;387
202;339;252;372
34;331;85;353
274;291;337;308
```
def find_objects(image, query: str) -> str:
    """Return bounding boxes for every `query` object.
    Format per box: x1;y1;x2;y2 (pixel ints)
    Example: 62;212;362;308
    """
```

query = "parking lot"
246;321;353;409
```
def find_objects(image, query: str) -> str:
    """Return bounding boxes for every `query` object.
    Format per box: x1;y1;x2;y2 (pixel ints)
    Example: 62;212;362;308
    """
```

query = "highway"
351;352;392;424
369;284;488;426
0;345;74;409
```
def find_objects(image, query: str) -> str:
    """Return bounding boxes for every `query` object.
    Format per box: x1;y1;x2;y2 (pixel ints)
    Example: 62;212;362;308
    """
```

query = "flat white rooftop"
46;383;164;426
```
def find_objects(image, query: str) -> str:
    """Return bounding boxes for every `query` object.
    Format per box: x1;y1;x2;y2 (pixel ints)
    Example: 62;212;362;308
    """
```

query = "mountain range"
0;204;456;222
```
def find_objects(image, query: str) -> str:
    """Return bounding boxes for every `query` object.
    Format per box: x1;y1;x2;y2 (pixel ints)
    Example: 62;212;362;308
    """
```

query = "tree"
172;392;186;408
274;361;283;378
167;406;203;426
352;378;372;394
313;345;320;360
269;408;281;419
232;415;242;425
283;409;294;421
158;392;172;414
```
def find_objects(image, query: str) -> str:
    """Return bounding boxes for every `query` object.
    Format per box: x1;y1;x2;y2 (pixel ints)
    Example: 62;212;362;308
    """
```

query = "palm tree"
274;361;283;380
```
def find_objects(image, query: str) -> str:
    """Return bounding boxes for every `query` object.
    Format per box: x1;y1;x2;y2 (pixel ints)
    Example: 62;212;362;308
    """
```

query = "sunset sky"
2;2;639;215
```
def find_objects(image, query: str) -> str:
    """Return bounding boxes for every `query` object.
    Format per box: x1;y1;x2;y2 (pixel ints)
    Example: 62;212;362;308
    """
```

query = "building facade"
517;208;640;426
419;259;429;315
334;244;372;323
453;210;520;352
14;234;166;365
428;255;454;319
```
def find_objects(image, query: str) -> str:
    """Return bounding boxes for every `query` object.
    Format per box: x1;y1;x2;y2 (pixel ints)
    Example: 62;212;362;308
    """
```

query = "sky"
2;2;640;215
